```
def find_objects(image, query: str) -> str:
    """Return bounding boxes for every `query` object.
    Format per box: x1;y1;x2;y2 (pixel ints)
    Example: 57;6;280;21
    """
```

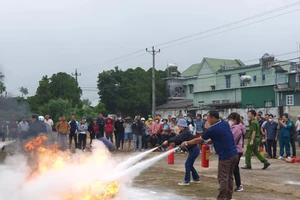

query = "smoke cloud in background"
0;140;143;200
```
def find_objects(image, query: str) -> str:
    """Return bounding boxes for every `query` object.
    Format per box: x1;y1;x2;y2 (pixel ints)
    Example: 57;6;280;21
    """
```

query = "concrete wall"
195;107;279;126
196;61;217;92
284;106;300;121
156;108;190;119
193;89;241;106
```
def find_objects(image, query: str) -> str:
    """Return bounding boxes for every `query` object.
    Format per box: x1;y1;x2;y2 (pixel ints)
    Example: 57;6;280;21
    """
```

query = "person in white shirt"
295;115;300;147
18;117;29;146
44;114;54;128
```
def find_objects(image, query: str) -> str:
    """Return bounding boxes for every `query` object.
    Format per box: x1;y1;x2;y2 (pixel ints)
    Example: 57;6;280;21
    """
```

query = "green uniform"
245;118;268;167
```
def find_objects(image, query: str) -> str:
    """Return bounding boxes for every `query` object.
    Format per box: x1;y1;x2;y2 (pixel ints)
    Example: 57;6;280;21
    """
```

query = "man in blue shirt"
277;113;293;159
264;114;278;158
181;110;238;200
194;114;203;149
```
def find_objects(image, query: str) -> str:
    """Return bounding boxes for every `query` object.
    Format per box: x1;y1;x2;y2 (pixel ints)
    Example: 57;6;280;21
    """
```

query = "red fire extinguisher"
201;144;210;168
168;146;174;164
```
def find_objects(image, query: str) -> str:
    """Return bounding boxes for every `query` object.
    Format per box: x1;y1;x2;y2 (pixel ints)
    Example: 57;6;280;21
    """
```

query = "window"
225;75;231;88
286;95;294;106
253;75;257;82
264;100;272;107
189;84;194;94
296;74;299;83
211;85;215;90
222;100;230;103
212;100;220;104
262;74;266;81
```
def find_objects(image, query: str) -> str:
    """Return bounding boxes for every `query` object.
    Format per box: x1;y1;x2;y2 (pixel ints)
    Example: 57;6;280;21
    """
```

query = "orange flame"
24;136;120;199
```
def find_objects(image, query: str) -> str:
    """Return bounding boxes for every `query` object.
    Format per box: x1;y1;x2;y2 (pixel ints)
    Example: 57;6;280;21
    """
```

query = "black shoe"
235;185;244;192
241;165;252;169
262;163;270;170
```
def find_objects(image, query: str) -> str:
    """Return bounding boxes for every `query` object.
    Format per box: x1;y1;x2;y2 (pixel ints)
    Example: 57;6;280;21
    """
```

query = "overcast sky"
1;0;299;105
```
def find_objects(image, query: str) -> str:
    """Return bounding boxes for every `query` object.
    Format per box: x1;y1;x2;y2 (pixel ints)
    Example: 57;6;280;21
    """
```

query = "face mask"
188;120;191;122
118;118;121;120
268;118;273;122
155;120;159;123
228;121;234;126
204;117;207;120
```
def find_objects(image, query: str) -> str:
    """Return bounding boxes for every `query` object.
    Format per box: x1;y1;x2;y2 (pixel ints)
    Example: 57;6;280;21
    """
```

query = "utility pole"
146;46;160;117
72;69;81;84
297;42;300;88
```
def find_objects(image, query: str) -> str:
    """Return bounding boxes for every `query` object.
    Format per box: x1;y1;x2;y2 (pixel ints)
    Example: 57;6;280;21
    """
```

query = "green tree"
94;102;107;115
28;73;82;112
82;98;92;107
0;72;6;97
19;86;29;97
39;98;72;121
97;66;168;117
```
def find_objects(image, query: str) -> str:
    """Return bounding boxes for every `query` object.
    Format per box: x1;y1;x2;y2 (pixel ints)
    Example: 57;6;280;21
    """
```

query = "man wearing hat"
162;119;200;186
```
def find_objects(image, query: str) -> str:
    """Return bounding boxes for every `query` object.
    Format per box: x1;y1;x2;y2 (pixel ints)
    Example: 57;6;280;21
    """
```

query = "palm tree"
0;72;6;97
82;98;92;108
19;87;29;97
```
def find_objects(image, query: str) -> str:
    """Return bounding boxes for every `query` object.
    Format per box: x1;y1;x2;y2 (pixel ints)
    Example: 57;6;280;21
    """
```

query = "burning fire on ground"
23;135;120;200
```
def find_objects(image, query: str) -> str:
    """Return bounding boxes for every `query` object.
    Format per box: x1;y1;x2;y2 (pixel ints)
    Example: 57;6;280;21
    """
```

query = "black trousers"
90;132;95;145
290;137;296;157
142;135;149;149
115;132;124;149
267;139;277;158
97;128;104;139
233;153;243;187
78;134;87;150
69;131;77;148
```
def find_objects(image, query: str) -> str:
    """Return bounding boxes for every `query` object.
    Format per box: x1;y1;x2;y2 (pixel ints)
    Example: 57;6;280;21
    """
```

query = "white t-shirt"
296;120;300;131
45;119;54;126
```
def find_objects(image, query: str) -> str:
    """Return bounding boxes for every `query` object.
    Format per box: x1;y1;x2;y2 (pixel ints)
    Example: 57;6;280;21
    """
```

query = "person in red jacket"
105;117;114;143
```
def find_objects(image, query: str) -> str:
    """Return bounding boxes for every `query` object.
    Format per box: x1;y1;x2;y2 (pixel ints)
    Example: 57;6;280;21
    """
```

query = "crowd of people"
1;109;300;200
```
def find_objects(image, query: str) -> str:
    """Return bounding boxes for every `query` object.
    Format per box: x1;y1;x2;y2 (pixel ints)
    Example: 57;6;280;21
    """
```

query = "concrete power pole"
72;69;81;84
146;46;160;117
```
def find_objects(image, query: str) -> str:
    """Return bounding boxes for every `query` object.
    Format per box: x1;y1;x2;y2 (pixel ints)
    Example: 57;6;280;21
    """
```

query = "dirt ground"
1;137;300;200
132;150;300;200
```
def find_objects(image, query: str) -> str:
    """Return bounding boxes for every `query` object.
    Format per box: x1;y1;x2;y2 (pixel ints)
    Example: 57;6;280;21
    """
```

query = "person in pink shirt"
105;117;114;143
150;117;163;148
227;112;246;192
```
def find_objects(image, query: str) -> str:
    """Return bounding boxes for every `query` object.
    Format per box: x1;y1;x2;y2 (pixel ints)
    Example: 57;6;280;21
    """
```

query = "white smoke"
0;140;174;200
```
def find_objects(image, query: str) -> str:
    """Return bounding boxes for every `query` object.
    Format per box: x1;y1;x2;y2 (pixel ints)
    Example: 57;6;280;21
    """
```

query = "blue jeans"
133;134;142;150
279;137;290;157
185;146;200;182
58;133;68;151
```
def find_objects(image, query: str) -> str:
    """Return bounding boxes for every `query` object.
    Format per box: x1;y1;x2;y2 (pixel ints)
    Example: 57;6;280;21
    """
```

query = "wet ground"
1;138;300;200
131;150;300;200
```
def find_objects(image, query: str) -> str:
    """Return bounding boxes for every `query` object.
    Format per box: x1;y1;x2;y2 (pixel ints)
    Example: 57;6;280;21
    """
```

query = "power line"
77;49;145;72
154;1;300;48
83;53;148;73
160;8;300;50
77;2;300;73
179;57;300;82
178;51;299;77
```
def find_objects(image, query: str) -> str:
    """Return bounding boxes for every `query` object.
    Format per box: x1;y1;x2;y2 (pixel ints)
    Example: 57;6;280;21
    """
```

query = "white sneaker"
287;157;291;159
278;156;283;160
